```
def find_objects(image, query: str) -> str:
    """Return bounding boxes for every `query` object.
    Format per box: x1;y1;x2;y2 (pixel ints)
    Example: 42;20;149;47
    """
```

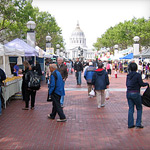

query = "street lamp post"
60;47;63;57
26;20;36;65
46;34;52;51
133;36;140;55
133;36;140;65
114;44;118;56
56;44;60;56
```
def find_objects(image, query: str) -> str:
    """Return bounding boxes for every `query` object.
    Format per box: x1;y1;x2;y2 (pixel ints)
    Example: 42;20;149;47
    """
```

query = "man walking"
57;57;68;107
74;58;83;85
48;64;67;122
0;68;6;115
92;62;110;108
84;62;96;97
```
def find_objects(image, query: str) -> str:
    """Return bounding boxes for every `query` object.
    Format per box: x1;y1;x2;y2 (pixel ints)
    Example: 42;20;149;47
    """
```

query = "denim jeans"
76;71;82;85
127;92;142;127
60;81;65;106
0;86;2;115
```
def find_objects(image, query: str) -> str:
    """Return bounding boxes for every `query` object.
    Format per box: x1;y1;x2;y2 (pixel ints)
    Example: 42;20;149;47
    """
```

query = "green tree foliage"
93;17;150;52
35;11;64;50
0;0;64;51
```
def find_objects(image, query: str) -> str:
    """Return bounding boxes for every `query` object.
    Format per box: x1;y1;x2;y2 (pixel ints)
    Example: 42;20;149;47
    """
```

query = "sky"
32;0;150;49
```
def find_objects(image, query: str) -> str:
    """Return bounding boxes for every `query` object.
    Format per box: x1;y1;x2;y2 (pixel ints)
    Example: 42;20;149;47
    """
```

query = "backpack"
28;71;41;90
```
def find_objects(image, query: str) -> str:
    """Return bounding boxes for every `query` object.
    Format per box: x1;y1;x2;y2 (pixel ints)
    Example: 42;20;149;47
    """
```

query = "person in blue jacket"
126;62;149;129
92;62;109;108
47;64;66;122
84;62;96;97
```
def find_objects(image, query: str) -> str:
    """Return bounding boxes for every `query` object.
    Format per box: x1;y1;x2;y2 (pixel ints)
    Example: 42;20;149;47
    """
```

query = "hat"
89;62;93;66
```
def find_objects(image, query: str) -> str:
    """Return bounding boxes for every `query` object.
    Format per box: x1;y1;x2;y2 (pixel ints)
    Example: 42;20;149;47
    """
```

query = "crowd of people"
0;57;150;127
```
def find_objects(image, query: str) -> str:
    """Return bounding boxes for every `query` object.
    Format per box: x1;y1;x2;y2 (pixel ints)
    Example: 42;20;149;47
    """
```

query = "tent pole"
34;56;36;66
3;55;5;73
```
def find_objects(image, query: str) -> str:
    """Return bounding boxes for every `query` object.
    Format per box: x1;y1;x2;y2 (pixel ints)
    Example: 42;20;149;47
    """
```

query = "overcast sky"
32;0;150;49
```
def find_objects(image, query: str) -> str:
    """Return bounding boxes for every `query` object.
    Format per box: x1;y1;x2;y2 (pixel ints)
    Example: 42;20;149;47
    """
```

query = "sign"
46;48;54;55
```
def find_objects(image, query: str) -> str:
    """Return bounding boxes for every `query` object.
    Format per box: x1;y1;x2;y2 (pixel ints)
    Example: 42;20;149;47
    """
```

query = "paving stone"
0;71;150;150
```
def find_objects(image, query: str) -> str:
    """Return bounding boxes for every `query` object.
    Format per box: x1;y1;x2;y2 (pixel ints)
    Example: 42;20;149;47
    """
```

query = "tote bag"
142;85;150;107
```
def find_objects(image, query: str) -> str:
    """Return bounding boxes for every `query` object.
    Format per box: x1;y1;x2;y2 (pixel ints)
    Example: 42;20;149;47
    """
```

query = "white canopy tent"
0;43;25;76
35;46;46;58
134;48;150;58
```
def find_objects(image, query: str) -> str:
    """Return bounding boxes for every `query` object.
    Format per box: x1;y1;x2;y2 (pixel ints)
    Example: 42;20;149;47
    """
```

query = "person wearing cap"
84;62;96;97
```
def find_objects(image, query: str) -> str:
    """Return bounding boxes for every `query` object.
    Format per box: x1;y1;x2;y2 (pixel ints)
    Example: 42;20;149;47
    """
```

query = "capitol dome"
69;22;87;48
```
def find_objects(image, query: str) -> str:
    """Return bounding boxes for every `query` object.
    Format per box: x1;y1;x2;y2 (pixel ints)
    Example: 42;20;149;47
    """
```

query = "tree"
35;11;64;51
93;17;150;52
0;0;36;43
0;0;65;51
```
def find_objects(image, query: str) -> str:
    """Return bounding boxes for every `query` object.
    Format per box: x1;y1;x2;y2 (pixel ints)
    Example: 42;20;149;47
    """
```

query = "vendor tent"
0;43;24;76
120;53;133;59
134;48;150;58
0;44;11;76
35;46;46;58
0;44;4;56
4;45;24;56
5;38;38;56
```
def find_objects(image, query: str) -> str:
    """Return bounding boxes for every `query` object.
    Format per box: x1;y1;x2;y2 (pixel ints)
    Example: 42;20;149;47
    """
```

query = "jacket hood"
95;68;105;76
127;71;137;80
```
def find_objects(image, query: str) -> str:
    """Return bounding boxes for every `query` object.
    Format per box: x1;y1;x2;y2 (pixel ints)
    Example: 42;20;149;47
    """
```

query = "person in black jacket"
74;58;83;85
22;62;37;110
92;62;109;108
0;68;6;115
126;62;149;129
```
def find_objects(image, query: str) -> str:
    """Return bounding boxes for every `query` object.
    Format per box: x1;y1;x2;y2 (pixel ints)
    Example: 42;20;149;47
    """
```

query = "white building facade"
66;22;96;61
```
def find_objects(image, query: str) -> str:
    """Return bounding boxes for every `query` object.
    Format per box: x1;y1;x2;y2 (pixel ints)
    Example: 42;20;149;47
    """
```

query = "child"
115;69;117;78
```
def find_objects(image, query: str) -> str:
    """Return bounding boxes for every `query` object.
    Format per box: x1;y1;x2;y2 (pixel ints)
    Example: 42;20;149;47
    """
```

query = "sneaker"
47;114;54;120
57;118;67;122
31;107;35;110
128;125;135;129
136;125;144;129
101;104;105;107
97;105;101;109
61;105;64;108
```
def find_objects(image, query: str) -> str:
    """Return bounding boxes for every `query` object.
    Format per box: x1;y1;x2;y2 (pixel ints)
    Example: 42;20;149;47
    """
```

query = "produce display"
3;76;22;86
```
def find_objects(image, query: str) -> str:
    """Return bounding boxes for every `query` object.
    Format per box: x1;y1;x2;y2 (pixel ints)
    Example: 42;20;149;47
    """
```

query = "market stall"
5;38;38;57
1;76;22;108
0;43;24;108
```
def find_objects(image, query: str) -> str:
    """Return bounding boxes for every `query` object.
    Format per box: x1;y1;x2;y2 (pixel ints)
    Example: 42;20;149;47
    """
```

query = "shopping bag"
89;89;95;96
105;89;110;100
142;85;150;107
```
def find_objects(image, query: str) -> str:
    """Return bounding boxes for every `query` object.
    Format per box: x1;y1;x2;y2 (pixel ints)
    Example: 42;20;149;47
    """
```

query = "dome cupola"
70;22;87;48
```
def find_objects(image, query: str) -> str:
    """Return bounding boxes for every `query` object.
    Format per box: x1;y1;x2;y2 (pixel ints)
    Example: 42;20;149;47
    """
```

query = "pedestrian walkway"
0;72;150;150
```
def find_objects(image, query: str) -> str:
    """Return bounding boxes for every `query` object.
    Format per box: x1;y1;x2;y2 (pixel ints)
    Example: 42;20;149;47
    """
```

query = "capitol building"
66;22;96;61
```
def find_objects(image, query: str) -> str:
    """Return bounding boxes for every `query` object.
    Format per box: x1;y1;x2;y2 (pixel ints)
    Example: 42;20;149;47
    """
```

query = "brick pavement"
0;71;150;150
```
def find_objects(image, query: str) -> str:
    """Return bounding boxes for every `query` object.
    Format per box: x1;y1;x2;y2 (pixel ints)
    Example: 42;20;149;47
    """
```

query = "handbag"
142;85;150;107
105;89;110;100
89;89;95;96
